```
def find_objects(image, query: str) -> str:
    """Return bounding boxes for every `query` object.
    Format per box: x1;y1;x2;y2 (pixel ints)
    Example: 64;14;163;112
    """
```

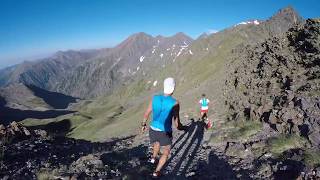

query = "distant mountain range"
0;6;305;118
0;32;193;98
0;7;303;100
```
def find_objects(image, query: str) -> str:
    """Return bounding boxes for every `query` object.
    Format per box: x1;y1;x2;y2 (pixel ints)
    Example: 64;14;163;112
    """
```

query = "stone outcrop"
225;19;320;147
0;121;32;143
0;122;129;179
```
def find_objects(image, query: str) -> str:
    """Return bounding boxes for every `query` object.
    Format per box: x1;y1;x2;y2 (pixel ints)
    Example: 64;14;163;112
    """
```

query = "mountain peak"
129;32;153;39
170;32;193;42
270;6;303;24
198;32;210;39
263;6;304;36
173;32;189;38
116;32;154;49
155;35;165;39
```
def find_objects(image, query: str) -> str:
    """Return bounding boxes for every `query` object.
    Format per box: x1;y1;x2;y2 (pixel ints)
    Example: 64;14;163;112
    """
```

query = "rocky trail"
1;114;320;179
0;117;246;179
132;118;238;179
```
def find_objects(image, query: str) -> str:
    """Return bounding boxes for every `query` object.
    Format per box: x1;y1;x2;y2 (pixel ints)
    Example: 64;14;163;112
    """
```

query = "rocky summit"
225;19;320;147
223;18;320;178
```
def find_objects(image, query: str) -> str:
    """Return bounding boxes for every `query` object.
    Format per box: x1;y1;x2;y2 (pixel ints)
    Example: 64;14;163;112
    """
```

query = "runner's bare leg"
152;142;160;159
155;145;171;172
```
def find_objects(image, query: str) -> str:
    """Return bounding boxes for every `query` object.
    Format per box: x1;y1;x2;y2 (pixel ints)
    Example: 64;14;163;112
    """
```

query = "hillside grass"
304;149;320;167
27;97;51;109
229;120;263;140
210;120;263;144
267;134;308;156
36;169;59;180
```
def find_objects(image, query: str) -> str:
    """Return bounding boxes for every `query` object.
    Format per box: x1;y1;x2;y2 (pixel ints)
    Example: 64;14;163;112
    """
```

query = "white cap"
163;77;175;94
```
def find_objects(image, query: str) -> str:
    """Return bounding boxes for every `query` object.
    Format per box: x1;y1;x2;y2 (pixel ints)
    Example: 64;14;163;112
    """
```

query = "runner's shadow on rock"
165;119;206;177
195;151;238;180
101;144;157;180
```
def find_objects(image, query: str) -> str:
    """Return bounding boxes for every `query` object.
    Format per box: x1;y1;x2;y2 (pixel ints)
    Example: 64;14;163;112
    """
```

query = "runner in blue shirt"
141;77;184;177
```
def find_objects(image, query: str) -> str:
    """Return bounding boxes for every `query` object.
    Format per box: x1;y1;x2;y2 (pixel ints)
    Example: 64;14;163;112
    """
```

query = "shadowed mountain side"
0;106;75;125
0;96;6;107
28;119;72;137
25;84;78;109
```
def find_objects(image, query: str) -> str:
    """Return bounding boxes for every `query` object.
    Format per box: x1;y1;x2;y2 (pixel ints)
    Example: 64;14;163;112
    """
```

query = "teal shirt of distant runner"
201;98;208;107
151;94;177;132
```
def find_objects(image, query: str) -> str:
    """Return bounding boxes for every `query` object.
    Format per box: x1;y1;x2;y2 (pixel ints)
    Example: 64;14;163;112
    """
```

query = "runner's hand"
140;124;147;134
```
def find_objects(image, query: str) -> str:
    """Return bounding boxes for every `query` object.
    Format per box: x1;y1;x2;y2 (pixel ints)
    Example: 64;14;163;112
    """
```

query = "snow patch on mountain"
177;50;182;57
177;47;187;57
253;20;260;25
139;56;145;62
153;81;158;87
189;50;193;55
108;57;122;71
235;20;260;26
160;54;163;58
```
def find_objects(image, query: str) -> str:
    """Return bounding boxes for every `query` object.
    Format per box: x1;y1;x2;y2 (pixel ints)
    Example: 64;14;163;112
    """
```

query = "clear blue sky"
0;0;319;69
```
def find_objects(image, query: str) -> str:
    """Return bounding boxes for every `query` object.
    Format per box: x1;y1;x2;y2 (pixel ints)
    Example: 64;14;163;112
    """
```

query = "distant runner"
141;77;184;177
199;94;209;120
199;94;212;129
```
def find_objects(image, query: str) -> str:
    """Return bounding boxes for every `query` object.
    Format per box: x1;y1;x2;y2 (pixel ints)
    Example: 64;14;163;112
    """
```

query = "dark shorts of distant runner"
149;128;173;146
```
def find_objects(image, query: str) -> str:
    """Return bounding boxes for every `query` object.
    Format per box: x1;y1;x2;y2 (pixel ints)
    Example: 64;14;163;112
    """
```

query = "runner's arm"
142;99;152;126
172;102;183;130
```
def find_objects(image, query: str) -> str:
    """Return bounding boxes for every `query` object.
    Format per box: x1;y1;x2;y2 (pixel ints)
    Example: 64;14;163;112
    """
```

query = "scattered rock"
225;19;320;147
70;154;106;177
223;19;320;179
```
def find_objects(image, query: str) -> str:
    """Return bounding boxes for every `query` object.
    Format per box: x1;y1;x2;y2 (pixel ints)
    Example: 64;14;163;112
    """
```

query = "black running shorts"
149;128;173;146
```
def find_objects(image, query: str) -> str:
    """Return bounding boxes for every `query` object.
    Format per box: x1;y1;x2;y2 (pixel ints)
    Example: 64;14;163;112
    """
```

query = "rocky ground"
0;120;226;179
225;18;320;147
2;119;320;179
223;18;320;179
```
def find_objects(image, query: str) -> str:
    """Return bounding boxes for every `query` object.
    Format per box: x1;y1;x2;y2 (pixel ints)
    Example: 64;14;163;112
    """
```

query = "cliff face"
225;19;320;147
